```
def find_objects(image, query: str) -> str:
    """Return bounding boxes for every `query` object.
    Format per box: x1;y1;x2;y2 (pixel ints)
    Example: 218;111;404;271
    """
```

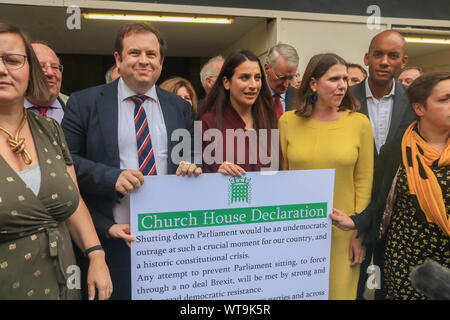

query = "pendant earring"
309;88;318;104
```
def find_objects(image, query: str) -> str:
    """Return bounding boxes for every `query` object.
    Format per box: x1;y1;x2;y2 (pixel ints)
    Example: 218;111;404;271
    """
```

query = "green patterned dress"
384;163;449;300
0;110;81;299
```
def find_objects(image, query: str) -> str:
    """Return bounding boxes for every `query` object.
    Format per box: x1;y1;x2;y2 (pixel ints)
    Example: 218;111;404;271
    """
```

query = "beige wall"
279;19;386;76
222;19;278;61
408;49;450;72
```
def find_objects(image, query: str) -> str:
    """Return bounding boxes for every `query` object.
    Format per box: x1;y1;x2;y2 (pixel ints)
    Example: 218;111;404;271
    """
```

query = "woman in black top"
330;72;449;300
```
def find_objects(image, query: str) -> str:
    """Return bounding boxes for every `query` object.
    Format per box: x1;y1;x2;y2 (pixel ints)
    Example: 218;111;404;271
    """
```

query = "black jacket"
351;131;404;247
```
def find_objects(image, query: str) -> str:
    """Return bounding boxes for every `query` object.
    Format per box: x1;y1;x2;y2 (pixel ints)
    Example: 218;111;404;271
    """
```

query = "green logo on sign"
229;177;251;204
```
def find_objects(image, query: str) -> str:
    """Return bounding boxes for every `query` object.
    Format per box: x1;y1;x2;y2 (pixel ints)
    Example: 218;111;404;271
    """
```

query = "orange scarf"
401;121;450;236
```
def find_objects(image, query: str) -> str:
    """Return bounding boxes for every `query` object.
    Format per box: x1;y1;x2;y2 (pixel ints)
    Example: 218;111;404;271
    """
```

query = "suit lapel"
352;82;368;117
351;81;378;157
156;87;177;172
285;86;296;111
386;82;408;144
96;81;120;166
156;87;176;140
57;96;66;109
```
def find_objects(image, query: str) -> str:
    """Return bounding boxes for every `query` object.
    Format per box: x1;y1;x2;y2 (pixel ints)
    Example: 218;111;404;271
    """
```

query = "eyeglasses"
272;70;295;82
0;54;27;70
41;63;64;73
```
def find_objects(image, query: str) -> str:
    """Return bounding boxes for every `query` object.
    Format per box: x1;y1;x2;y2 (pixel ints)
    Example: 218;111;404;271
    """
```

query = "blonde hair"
159;76;198;113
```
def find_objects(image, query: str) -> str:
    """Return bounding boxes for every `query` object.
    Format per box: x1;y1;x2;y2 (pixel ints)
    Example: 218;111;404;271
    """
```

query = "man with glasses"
264;43;299;118
25;42;66;123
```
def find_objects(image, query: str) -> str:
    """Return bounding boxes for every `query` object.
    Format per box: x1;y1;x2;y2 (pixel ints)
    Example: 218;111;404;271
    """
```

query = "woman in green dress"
0;22;112;300
330;72;449;299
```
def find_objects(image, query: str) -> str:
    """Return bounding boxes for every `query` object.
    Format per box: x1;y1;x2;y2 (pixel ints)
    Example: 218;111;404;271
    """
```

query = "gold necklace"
0;109;32;165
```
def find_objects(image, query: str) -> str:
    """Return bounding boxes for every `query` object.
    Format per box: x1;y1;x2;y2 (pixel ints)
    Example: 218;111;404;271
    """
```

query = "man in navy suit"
62;22;199;299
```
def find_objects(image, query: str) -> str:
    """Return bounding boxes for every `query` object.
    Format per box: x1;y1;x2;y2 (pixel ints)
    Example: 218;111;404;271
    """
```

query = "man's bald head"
368;30;406;56
28;42;62;105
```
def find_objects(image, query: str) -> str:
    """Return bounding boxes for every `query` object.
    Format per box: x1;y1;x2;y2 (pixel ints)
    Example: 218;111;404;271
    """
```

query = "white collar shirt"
365;78;396;154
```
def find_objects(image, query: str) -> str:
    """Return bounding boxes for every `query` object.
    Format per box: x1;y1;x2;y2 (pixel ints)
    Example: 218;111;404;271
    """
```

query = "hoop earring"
309;88;318;104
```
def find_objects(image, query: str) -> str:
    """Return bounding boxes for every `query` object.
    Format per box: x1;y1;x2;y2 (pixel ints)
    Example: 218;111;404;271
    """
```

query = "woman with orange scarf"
330;72;449;300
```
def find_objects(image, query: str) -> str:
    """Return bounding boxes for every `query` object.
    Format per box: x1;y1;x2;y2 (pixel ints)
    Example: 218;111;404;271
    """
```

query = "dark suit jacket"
284;86;297;112
351;133;403;247
57;96;66;109
61;79;195;240
350;134;403;300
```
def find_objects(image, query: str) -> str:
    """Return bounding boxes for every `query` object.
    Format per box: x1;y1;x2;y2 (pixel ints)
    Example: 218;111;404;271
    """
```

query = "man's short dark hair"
399;66;423;76
114;22;167;60
347;63;367;77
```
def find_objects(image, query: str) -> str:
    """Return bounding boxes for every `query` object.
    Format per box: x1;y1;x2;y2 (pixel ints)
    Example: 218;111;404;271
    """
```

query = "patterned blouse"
384;163;449;300
0;110;81;299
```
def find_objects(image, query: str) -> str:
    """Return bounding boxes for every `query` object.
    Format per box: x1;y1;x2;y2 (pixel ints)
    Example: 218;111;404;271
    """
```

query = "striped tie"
130;95;157;176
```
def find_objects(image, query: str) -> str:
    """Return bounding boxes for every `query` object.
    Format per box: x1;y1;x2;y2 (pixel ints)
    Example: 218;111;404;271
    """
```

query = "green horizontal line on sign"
137;203;327;231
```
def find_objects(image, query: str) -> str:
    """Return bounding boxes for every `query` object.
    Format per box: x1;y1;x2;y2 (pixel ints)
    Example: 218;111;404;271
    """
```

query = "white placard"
130;170;334;300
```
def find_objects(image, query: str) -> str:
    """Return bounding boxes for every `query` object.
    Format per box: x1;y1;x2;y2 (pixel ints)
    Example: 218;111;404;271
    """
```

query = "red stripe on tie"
138;135;150;156
135;107;144;125
131;96;143;104
136;119;148;140
149;163;156;175
139;149;154;172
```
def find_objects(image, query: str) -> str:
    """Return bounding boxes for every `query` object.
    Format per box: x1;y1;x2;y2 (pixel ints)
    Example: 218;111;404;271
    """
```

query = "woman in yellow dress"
279;53;374;299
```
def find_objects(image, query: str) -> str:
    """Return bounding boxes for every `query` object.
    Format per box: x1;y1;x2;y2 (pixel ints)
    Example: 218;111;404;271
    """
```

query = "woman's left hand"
349;231;366;267
176;161;202;177
86;250;113;300
217;162;245;176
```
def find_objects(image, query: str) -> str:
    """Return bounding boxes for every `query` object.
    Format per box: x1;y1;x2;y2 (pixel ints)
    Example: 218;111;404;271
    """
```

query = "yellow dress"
279;110;374;300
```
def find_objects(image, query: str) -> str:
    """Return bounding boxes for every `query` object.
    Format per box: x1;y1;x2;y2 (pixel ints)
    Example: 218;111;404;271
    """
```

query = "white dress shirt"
365;78;396;154
113;78;168;224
